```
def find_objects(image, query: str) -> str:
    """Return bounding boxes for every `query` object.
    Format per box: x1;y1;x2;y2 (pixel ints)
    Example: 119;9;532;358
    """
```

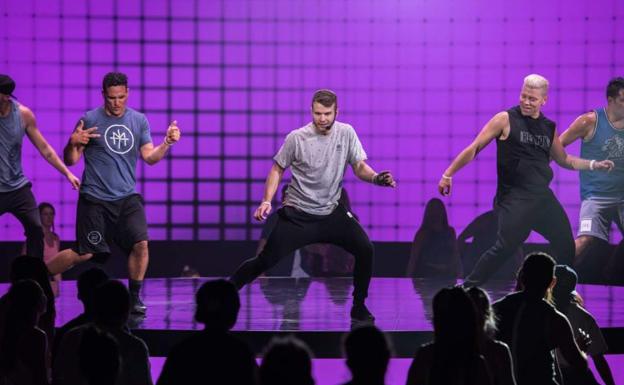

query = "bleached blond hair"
523;74;549;95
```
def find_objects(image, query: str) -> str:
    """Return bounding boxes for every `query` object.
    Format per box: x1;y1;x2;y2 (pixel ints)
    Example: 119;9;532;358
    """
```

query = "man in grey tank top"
0;74;80;259
560;77;624;269
230;90;396;322
46;72;181;316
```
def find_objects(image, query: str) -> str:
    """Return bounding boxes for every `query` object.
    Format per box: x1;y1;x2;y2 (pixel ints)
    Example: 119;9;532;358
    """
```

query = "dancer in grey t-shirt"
230;89;396;322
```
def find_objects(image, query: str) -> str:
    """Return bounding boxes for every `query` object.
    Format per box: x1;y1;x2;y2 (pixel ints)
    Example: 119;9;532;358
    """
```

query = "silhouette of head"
421;198;449;231
432;286;479;351
344;325;391;380
260;335;314;385
0;279;47;371
9;255;55;314
6;279;46;326
466;286;497;338
518;252;556;293
195;279;240;330
93;280;130;328
77;267;110;310
553;265;578;312
79;326;120;385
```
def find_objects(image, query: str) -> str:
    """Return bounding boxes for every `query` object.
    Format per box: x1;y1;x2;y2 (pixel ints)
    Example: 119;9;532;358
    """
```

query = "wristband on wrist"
589;159;595;171
371;173;378;184
260;201;272;207
442;174;452;180
164;136;174;146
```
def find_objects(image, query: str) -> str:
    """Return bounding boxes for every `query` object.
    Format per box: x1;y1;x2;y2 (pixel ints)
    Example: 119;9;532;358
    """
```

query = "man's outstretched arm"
438;111;508;196
23;106;81;189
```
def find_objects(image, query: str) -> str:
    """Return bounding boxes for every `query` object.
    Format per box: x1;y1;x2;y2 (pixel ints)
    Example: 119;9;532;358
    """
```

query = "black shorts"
74;193;148;259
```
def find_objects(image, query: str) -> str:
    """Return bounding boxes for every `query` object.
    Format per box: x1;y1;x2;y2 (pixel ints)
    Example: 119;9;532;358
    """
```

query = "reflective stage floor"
46;277;624;332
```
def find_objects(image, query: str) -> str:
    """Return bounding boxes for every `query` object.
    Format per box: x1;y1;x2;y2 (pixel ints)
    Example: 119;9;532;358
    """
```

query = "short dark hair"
312;89;337;109
195;279;240;330
102;72;128;90
519;252;556;291
606;77;624;100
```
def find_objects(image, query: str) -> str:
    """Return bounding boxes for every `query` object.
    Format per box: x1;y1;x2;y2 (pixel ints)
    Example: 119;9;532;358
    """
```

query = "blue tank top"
0;100;29;192
79;107;152;201
580;108;624;200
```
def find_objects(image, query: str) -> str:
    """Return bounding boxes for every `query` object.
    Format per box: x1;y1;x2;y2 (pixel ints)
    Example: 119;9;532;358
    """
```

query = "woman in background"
406;198;461;278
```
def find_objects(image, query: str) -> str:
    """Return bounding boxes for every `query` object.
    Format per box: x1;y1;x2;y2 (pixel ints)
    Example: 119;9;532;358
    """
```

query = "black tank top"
496;106;556;199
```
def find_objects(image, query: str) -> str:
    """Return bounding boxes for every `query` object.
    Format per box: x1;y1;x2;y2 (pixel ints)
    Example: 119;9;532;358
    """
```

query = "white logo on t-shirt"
580;219;592;232
105;124;135;154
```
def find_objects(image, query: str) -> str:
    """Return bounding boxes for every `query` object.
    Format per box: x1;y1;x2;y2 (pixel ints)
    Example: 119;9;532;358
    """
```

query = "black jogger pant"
230;205;374;302
466;191;574;284
0;183;44;259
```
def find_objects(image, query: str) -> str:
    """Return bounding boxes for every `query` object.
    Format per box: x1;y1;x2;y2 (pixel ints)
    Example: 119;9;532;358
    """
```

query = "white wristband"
164;136;174;146
260;201;271;207
589;160;595;171
442;174;452;180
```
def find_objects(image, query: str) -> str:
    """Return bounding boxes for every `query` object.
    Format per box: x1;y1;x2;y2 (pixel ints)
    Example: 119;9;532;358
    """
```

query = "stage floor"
10;276;621;331
2;276;624;357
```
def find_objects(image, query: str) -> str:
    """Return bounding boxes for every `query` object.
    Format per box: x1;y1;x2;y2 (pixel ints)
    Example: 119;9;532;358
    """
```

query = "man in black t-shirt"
438;74;614;285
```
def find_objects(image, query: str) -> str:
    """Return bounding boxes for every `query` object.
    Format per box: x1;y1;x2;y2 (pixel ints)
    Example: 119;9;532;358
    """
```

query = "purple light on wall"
1;0;623;242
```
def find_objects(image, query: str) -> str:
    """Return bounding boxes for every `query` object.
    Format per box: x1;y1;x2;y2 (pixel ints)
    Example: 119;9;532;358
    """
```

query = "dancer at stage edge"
438;74;614;286
46;72;181;316
559;77;624;267
230;89;396;322
0;74;80;259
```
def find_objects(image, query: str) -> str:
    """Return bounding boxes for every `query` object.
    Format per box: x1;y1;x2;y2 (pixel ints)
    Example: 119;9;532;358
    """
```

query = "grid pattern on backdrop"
1;0;623;242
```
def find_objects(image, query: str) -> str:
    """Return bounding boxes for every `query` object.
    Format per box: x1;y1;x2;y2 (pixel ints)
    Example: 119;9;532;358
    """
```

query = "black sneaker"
350;303;375;323
130;295;147;315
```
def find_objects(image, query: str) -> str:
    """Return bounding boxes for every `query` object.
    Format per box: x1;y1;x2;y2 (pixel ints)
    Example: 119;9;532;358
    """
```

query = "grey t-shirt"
274;121;367;215
79;107;152;201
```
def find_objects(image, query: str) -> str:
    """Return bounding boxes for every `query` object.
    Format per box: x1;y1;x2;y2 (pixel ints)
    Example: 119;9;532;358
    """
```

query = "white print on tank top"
520;131;551;150
601;135;624;159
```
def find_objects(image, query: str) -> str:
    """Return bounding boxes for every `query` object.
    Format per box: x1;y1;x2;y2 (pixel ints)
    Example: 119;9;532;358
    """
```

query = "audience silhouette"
406;286;492;385
52;267;109;364
466;287;516;385
552;265;614;385
1;256;56;347
78;325;120;385
259;335;314;385
493;252;587;385
0;279;49;385
157;279;257;385
343;325;391;385
55;280;152;385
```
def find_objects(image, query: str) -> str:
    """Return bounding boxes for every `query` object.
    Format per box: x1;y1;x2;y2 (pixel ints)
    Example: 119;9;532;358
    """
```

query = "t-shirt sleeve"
273;132;296;169
347;125;367;165
140;114;152;146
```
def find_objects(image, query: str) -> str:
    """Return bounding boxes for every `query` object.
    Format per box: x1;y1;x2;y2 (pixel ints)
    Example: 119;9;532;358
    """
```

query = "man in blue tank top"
0;74;80;259
560;78;624;268
46;72;181;316
438;74;614;285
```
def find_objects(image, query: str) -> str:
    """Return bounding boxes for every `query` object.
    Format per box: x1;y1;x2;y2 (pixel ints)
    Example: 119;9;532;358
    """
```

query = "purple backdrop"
1;0;623;242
